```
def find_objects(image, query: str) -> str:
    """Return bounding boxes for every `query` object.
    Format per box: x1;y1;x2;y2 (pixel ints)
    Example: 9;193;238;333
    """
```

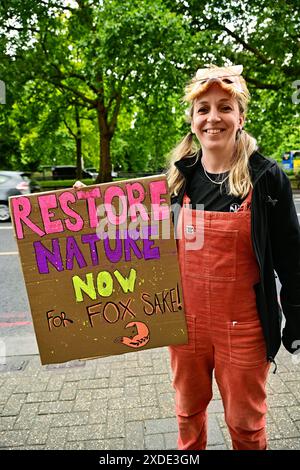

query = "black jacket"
171;151;300;363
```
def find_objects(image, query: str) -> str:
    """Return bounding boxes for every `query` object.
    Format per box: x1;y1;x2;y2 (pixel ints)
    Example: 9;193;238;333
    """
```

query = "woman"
166;64;300;450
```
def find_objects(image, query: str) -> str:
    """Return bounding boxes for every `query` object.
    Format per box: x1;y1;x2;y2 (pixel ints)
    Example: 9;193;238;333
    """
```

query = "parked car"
0;171;41;222
85;167;98;179
51;166;93;180
85;167;118;179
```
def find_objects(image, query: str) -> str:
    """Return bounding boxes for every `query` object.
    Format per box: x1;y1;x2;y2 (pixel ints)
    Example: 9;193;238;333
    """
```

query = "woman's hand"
73;180;86;189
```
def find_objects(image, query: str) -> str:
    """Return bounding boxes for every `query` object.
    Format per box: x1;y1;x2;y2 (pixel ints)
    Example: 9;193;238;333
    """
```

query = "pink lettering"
58;191;84;232
149;180;169;221
77;188;101;228
104;186;127;225
11;197;45;239
126;182;148;222
38;194;63;234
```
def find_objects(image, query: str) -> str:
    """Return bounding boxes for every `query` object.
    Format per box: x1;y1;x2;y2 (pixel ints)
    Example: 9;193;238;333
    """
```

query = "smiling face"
191;83;244;157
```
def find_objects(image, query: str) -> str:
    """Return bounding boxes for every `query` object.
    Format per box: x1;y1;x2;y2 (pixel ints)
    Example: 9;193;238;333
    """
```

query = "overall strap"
236;187;253;212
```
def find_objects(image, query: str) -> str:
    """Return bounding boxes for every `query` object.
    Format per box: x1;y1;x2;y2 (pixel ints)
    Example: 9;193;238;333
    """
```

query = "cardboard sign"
9;175;187;365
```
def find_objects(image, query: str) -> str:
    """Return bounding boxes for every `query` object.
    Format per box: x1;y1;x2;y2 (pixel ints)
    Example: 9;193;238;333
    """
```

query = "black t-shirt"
186;157;246;212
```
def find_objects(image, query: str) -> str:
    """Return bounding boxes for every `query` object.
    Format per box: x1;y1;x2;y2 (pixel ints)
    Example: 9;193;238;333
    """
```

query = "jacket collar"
174;149;275;186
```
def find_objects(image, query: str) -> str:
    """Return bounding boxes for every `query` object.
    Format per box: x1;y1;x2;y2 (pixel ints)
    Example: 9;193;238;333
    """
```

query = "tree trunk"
75;106;82;180
96;105;112;183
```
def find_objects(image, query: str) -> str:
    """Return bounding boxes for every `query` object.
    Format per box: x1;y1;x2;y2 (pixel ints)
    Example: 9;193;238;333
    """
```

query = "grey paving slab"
208;414;225;446
2;393;27;416
268;438;300;450
0;416;16;431
125;421;144;450
144;417;177;435
0;429;29;448
50;411;89;428
106;410;125;438
26;391;60;403
67;424;106;442
164;432;177;450
145;433;165;450
125;406;160;422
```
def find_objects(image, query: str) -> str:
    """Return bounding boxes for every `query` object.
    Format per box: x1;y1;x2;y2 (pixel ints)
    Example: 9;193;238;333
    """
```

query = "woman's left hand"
73;180;86;189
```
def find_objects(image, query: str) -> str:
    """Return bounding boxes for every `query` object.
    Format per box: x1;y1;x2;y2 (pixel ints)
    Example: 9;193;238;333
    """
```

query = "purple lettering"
124;230;143;262
66;236;87;270
103;230;123;263
34;239;63;274
81;233;100;266
142;225;160;260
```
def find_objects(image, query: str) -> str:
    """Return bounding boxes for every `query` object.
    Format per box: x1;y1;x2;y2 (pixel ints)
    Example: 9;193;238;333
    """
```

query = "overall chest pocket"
184;227;238;281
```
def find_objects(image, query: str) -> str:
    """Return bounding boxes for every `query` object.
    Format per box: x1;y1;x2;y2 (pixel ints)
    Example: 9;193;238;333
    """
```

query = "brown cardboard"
9;175;187;365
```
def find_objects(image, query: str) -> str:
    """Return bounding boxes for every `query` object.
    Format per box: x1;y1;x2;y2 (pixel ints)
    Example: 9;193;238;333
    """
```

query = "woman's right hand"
73;180;86;189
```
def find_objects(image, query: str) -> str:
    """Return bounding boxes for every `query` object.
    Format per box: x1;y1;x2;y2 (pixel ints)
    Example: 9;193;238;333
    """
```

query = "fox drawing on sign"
114;321;150;349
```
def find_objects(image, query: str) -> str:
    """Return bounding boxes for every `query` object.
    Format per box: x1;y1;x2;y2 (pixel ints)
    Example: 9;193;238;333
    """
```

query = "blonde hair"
166;65;257;198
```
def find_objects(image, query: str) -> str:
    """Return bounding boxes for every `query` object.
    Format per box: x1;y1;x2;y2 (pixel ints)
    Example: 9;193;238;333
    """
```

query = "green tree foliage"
0;0;299;175
165;0;300;158
0;0;195;180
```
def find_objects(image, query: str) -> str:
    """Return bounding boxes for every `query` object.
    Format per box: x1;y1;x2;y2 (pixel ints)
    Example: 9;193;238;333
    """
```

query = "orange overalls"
169;190;270;450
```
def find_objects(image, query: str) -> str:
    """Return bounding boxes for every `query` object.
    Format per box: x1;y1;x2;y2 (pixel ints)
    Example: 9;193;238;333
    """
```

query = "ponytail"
166;132;199;196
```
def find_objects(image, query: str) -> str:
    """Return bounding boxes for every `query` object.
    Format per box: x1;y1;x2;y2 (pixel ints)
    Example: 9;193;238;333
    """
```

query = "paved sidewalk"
0;345;300;450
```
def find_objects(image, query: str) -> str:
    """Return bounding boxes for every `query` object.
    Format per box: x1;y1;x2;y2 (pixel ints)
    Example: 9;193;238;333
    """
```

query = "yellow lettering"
97;271;113;297
113;268;137;293
72;273;96;302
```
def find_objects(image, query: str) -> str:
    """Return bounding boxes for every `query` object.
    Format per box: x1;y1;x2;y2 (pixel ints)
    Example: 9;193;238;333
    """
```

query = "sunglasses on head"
196;74;240;85
194;65;244;92
194;75;244;94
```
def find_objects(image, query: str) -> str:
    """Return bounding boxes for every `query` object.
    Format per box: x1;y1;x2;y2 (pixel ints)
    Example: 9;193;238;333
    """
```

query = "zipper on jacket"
251;208;262;277
251;183;265;284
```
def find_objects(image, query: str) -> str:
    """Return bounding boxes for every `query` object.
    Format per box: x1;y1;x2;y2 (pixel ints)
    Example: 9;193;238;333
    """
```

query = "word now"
11;180;168;239
72;268;137;302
